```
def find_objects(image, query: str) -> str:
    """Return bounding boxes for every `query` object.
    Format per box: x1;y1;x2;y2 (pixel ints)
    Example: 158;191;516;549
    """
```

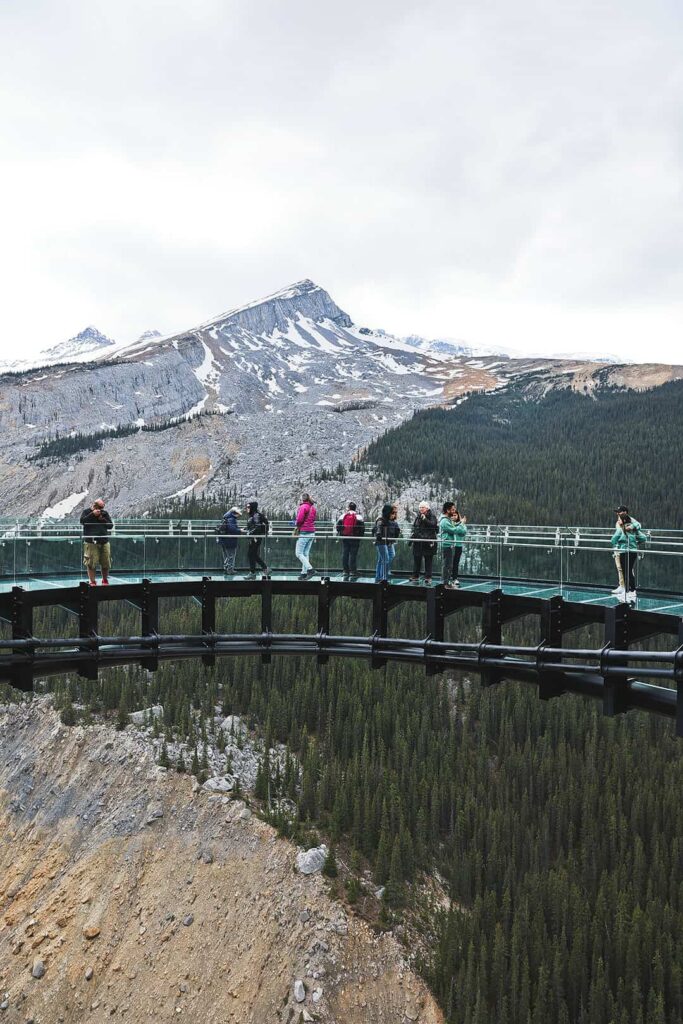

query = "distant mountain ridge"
0;278;681;518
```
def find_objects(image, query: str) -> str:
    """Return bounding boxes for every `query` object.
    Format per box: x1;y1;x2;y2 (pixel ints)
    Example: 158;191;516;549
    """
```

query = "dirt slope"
0;700;443;1024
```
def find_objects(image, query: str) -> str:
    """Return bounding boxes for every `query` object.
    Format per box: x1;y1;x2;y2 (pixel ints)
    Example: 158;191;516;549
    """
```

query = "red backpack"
342;512;357;536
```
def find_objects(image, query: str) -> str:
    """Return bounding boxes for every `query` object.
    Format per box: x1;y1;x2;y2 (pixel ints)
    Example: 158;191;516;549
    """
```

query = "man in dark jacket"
410;502;438;584
245;501;269;579
217;506;244;574
80;499;114;586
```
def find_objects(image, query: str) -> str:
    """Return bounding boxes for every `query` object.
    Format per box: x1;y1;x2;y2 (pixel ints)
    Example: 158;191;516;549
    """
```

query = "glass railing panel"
178;534;210;575
458;530;501;587
13;533;83;581
561;534;618;593
499;535;563;594
107;535;146;578
628;546;683;601
0;536;15;584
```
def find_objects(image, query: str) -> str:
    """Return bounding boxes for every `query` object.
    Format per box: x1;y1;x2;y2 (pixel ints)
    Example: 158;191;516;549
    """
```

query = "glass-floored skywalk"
0;519;681;617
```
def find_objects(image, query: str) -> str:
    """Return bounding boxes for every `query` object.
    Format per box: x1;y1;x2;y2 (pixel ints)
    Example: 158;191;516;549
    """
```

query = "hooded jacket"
218;510;243;549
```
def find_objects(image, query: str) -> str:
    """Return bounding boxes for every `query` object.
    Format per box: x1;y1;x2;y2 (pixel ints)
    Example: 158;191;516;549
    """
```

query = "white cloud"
0;0;681;362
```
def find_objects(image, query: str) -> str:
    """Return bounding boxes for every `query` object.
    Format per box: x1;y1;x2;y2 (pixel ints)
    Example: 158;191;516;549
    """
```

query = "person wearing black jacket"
245;501;269;579
374;503;400;582
410;502;438;584
80;499;114;586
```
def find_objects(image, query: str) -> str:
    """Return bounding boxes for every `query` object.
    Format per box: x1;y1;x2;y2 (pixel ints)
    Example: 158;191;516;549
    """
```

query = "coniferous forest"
5;582;682;1024
4;379;683;1024
358;379;683;527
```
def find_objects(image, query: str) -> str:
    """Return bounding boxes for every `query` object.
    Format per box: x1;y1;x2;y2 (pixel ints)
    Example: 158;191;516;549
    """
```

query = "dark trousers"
342;538;360;574
412;542;435;579
618;550;637;591
442;546;463;583
248;538;267;573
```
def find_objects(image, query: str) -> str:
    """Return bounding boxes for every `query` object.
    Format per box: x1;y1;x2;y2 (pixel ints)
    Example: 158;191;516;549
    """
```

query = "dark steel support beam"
372;582;389;669
538;596;565;701
676;621;683;738
11;586;33;692
317;579;331;666
201;577;215;668
140;579;159;672
261;577;273;664
603;604;630;717
425;585;445;676
78;582;99;681
481;590;503;686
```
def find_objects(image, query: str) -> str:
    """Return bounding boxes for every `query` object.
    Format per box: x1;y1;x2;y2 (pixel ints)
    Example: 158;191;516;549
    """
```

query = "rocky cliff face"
0;279;681;517
0;699;444;1024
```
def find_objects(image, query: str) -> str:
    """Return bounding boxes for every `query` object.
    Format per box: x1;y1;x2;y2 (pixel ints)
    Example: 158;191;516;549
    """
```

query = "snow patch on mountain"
40;489;89;520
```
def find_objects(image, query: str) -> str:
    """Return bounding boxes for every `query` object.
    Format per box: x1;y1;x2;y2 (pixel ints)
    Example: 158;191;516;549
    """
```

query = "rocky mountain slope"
0;699;443;1024
1;279;681;517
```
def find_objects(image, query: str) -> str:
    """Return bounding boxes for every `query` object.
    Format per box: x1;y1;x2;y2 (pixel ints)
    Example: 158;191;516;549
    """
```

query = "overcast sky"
1;0;681;362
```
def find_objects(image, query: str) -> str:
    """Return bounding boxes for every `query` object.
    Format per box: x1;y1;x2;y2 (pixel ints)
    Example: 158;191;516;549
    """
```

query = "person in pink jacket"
294;493;317;579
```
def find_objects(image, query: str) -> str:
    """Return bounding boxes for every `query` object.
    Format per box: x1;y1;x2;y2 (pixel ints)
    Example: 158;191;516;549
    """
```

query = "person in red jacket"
335;501;365;580
294;493;317;579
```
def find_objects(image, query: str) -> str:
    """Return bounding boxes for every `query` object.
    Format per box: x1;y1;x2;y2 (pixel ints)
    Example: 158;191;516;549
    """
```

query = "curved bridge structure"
2;573;682;735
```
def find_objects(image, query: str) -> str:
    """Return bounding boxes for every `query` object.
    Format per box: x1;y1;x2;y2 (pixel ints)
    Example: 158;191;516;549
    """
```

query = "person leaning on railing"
80;499;113;587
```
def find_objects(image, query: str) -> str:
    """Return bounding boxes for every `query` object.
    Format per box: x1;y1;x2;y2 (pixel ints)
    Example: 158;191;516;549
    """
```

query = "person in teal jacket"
610;506;645;602
439;502;468;588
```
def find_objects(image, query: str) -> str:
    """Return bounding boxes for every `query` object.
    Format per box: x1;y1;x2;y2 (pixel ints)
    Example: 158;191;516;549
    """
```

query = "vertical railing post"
602;604;630;717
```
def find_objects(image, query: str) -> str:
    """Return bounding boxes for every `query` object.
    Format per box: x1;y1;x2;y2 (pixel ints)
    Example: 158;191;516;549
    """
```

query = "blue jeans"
295;534;315;573
375;544;395;582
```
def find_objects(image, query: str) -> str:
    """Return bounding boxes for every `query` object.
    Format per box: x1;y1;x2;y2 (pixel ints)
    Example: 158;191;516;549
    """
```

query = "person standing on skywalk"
610;506;646;603
409;501;439;584
217;505;244;575
336;501;365;580
439;502;468;589
294;493;317;580
245;500;269;579
80;499;113;587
